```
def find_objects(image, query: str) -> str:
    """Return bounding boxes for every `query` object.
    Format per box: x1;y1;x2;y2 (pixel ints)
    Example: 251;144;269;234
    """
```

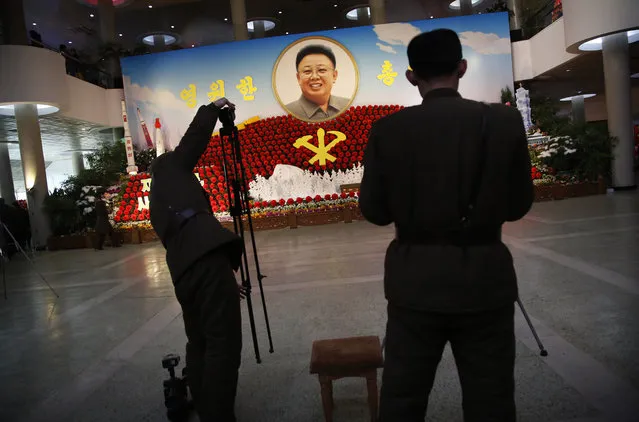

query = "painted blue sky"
121;12;513;149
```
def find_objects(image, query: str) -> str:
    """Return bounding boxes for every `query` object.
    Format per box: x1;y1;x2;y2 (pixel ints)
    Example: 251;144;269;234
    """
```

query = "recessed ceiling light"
579;30;639;51
285;31;289;35
430;15;433;18
566;69;571;72
560;93;597;101
32;22;37;26
334;26;337;29
334;4;338;7
171;25;175;29
224;18;228;21
191;44;195;47
278;10;282;14
449;0;484;9
148;4;153;8
119;33;123;37
89;13;94;18
68;41;72;44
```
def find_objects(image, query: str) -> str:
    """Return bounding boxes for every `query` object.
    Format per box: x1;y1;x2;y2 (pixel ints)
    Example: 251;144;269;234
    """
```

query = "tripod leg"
1;223;59;298
516;298;548;357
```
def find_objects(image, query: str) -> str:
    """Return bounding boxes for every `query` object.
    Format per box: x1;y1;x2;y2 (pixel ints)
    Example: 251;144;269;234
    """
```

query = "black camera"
218;107;236;128
162;353;192;421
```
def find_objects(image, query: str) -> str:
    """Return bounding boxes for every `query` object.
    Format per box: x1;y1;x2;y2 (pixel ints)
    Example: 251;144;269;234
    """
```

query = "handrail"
520;0;556;40
28;37;119;89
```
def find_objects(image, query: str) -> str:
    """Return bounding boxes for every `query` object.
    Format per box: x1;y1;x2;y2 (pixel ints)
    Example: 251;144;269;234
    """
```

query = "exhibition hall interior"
1;0;638;421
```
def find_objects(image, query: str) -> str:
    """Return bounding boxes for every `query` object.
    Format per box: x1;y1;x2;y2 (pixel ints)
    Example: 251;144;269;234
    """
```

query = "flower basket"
140;229;159;243
296;209;343;226
47;235;89;251
288;212;298;229
534;181;605;202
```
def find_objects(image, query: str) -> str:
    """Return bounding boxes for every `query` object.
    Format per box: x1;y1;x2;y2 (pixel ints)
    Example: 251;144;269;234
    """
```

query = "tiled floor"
1;192;638;422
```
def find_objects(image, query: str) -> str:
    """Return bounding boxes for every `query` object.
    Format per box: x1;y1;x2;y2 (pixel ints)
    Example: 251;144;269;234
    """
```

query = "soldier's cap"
407;29;463;78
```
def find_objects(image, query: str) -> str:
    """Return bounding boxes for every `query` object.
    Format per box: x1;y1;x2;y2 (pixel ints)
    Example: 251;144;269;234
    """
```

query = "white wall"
61;76;124;127
511;18;580;82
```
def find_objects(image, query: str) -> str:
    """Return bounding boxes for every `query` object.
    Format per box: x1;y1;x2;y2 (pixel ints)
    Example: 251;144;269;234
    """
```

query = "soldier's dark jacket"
149;104;242;283
359;88;534;313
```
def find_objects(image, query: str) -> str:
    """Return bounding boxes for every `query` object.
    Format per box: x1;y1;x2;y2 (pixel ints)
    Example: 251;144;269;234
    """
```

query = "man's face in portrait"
296;53;338;105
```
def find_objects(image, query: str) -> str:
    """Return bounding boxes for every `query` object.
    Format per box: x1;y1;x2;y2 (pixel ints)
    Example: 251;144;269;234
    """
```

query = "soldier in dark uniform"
149;98;245;422
359;29;534;421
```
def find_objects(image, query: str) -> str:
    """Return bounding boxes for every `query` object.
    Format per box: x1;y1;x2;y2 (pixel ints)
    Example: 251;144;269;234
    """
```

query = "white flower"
565;148;577;155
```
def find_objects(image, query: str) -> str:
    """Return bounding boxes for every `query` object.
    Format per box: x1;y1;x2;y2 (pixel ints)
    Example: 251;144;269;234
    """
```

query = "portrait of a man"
273;37;359;123
286;45;350;121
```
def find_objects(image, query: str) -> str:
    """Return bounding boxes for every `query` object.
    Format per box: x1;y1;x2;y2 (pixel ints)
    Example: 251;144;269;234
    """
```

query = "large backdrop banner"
114;12;513;221
120;12;513;152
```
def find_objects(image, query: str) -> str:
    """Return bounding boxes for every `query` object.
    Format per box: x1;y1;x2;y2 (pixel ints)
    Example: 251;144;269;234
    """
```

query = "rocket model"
121;100;138;175
137;107;154;149
154;118;165;157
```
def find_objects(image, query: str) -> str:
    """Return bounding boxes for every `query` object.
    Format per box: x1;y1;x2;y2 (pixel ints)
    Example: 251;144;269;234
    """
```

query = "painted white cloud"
376;43;397;54
373;23;421;53
459;31;511;55
122;76;194;150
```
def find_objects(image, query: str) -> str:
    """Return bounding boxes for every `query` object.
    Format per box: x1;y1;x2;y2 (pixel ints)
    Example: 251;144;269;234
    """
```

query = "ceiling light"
246;19;276;32
32;22;37;26
334;4;338;7
89;13;94;18
68;41;73;44
632;73;639;78
566;69;571;72
278;10;282;14
579;30;639;51
0;104;60;116
560;93;597;101
430;15;433;18
449;0;484;10
346;6;371;21
142;34;178;46
119;33;123;37
191;44;195;47
224;18;228;21
171;25;175;29
148;4;153;8
285;31;289;35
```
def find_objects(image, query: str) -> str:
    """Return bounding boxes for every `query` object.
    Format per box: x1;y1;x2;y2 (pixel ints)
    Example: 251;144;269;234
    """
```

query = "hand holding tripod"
218;107;274;364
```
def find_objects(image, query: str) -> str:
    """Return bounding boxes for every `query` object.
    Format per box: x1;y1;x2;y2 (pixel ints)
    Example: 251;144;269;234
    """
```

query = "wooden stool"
310;336;384;422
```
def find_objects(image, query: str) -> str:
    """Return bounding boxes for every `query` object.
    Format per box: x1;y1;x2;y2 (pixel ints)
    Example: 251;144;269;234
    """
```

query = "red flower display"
116;105;403;224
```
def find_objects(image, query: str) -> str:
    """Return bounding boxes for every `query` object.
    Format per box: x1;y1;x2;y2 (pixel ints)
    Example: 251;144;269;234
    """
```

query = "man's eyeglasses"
298;66;334;78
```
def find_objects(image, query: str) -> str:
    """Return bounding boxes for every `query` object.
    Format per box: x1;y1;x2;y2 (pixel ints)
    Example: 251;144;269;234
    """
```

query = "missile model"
154;118;165;157
121;100;138;174
137;107;154;149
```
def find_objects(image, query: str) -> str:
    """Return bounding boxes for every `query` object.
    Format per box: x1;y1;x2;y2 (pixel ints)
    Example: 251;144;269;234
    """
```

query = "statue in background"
516;84;534;133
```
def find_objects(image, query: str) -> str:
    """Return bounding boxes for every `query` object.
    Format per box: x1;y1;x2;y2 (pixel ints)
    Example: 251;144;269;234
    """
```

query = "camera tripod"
218;108;274;364
0;217;59;300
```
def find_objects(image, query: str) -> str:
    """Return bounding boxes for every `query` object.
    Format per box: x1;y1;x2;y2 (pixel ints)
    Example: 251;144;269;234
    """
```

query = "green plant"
135;148;157;172
85;140;128;185
501;86;514;104
569;124;616;183
530;95;570;135
42;189;82;236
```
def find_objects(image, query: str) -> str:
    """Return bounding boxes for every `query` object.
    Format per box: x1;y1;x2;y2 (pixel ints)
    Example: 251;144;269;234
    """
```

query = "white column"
97;0;116;44
602;33;635;189
15;104;50;247
571;95;586;125
0;142;16;203
230;0;249;41
72;152;85;174
370;0;386;24
252;20;265;39
460;0;473;15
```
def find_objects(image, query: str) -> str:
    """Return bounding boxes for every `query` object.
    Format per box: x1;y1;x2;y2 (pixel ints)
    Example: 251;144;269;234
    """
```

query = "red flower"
286;198;294;205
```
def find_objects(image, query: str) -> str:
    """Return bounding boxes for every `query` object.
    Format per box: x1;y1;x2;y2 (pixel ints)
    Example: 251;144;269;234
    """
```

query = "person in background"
149;98;245;422
359;29;534;421
94;199;119;250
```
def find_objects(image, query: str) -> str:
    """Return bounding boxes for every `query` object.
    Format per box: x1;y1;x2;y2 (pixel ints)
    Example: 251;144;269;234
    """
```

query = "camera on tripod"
218;107;236;128
162;353;192;421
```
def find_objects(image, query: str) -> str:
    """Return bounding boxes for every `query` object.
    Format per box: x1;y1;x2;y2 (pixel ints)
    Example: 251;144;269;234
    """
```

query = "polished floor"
1;192;638;422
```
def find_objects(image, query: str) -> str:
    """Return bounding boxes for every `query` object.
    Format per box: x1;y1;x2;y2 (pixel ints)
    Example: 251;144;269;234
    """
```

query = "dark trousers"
174;250;242;422
379;302;516;422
